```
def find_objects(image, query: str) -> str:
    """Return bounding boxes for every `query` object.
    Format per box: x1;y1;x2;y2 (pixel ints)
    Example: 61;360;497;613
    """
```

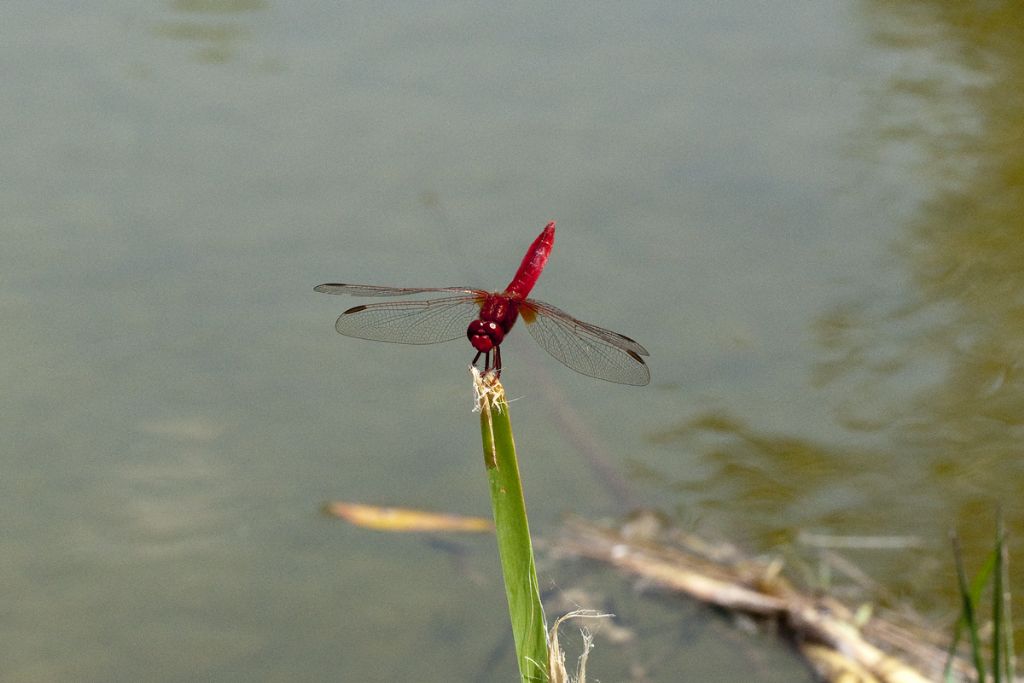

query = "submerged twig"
556;516;966;683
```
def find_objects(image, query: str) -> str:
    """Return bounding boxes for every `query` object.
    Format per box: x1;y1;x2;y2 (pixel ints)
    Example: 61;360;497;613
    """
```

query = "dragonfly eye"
467;320;504;353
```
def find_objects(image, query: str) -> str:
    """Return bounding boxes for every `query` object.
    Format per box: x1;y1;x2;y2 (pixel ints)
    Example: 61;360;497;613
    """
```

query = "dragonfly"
314;221;650;385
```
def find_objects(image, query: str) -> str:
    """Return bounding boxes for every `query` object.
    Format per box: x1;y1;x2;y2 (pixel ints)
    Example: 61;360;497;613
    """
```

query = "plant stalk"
474;369;549;682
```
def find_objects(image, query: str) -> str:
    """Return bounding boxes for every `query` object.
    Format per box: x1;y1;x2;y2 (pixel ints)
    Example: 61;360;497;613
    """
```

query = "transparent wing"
328;295;485;345
522;299;650;385
314;283;479;297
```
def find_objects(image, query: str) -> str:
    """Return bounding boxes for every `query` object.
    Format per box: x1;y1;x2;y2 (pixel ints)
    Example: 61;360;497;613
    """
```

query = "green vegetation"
475;370;549;682
946;515;1015;683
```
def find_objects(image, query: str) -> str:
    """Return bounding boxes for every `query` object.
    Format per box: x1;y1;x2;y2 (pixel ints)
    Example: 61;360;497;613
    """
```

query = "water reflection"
156;0;267;64
170;0;268;11
849;0;1024;636
828;2;1024;528
651;0;1022;634
116;417;234;559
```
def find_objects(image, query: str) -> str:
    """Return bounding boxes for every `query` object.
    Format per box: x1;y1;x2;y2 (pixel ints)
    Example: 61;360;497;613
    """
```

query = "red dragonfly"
314;222;650;385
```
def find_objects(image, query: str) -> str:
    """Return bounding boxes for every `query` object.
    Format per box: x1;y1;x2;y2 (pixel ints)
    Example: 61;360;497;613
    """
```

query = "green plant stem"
475;371;549;682
952;534;987;681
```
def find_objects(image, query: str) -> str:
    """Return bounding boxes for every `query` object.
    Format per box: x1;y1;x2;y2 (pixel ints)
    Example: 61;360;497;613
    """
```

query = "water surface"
3;1;1021;680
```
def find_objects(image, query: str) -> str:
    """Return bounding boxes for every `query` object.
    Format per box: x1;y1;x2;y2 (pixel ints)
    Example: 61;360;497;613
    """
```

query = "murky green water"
2;1;1021;680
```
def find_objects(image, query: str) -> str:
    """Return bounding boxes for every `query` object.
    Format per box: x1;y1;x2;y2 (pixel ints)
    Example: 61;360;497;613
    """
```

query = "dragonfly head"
467;319;504;353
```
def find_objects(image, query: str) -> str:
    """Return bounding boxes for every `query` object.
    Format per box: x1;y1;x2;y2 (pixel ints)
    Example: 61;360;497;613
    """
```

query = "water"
3;1;1021;680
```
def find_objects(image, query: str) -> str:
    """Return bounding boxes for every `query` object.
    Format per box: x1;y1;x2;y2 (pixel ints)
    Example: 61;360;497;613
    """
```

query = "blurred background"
3;1;1021;680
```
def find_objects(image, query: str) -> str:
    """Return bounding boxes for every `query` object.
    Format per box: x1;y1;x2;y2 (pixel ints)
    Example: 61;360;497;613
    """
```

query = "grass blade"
992;512;1015;683
474;369;549;682
952;534;987;681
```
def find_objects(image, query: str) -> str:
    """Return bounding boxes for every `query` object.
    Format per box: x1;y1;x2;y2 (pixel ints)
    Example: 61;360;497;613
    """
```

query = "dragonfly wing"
522;299;650;385
333;296;483;345
314;283;479;297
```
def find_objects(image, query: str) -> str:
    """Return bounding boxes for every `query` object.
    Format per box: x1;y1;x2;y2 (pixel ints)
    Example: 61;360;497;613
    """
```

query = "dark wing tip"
343;304;368;314
618;333;650;356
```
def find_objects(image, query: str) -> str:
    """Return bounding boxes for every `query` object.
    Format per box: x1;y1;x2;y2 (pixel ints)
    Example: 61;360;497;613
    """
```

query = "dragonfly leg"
471;347;501;378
